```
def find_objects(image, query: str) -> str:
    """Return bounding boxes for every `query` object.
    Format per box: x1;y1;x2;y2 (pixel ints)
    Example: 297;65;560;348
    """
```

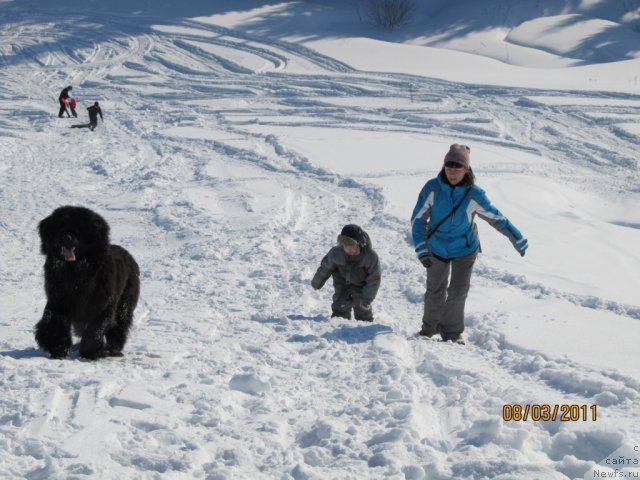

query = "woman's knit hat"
337;224;366;248
444;144;470;169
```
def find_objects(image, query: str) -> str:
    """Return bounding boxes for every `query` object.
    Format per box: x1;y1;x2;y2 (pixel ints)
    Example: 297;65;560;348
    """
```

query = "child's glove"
311;277;323;290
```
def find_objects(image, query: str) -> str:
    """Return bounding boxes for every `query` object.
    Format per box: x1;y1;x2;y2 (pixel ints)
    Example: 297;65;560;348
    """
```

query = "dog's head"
38;206;110;262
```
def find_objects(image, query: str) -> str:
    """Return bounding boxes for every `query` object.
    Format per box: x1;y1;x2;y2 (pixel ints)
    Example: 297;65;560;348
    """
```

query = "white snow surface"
2;0;640;479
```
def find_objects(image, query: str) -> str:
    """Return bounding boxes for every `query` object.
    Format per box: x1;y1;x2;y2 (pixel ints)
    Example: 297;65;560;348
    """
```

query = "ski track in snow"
1;4;639;479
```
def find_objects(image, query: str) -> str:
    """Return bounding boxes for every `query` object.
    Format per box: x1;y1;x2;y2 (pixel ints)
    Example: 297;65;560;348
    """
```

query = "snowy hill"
1;0;640;478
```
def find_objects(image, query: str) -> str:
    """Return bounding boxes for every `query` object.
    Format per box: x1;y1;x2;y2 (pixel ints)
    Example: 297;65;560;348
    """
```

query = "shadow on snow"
288;323;393;344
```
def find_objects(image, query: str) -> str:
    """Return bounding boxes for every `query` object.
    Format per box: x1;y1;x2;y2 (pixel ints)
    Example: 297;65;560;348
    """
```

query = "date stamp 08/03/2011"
502;404;597;422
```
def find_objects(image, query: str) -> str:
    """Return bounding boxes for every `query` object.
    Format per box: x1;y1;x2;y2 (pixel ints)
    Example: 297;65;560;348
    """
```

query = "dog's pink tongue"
63;247;76;262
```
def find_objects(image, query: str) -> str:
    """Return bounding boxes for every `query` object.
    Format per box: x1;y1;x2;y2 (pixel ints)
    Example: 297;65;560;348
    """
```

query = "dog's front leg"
35;307;72;359
78;306;116;360
78;327;107;360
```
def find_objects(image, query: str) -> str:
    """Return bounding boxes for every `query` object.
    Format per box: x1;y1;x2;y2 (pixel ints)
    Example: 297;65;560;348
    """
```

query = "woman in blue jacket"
410;144;528;344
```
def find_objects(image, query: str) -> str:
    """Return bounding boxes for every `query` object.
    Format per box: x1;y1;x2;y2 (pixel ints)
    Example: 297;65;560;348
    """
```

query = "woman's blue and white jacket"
411;172;528;260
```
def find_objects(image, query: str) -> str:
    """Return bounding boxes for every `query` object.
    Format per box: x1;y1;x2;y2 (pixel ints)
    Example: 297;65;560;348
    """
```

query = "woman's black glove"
420;256;432;268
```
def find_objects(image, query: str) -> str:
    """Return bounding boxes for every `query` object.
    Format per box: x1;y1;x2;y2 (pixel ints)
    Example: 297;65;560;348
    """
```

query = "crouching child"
311;224;381;321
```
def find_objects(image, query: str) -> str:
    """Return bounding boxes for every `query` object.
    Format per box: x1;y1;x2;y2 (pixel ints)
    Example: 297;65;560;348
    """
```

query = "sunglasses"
444;161;465;169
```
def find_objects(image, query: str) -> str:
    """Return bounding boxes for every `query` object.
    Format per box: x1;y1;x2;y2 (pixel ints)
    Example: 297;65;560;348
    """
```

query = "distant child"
312;224;381;321
87;102;103;131
68;98;78;118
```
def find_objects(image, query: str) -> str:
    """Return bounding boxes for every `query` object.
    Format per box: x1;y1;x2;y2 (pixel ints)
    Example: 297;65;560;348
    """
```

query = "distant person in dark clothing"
58;86;73;118
70;101;104;131
87;102;103;131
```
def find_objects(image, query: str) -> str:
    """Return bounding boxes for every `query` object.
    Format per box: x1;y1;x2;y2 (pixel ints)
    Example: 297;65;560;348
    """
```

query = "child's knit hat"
337;224;366;248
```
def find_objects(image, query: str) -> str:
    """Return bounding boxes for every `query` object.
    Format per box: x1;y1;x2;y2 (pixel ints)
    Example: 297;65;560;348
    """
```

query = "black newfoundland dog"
35;206;140;360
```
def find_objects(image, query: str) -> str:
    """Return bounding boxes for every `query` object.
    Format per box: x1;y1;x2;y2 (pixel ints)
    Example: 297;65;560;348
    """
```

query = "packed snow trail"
1;3;640;479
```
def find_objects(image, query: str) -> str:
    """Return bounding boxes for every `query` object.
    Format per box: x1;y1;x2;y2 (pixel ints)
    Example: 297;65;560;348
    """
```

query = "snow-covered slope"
1;1;640;479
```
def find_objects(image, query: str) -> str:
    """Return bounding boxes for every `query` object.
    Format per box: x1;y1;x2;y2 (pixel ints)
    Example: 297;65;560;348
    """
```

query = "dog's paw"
78;339;107;360
79;349;106;361
48;349;69;360
45;341;70;359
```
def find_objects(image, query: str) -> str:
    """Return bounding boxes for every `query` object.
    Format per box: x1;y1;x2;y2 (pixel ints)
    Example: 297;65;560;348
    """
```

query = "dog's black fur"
35;206;140;360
